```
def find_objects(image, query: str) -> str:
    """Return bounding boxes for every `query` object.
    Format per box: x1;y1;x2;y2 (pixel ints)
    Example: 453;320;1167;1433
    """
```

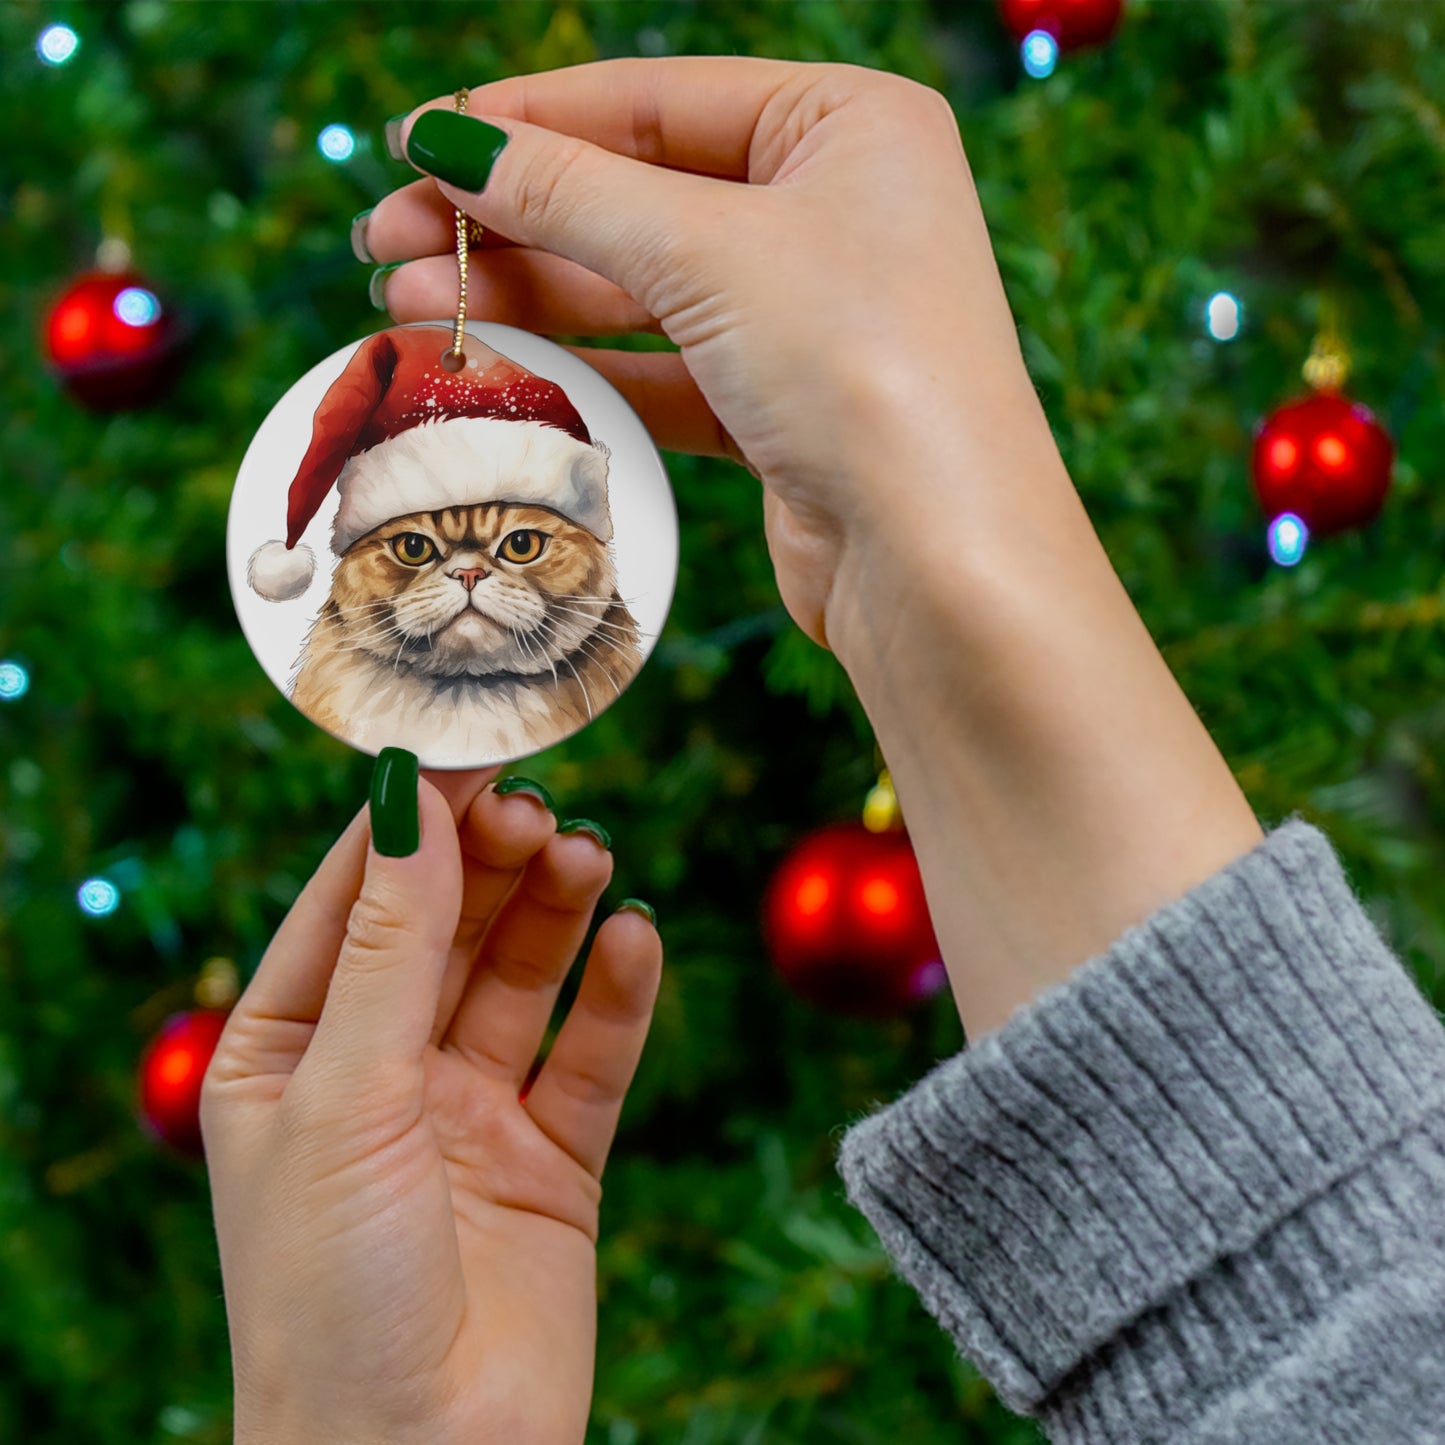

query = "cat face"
326;503;622;678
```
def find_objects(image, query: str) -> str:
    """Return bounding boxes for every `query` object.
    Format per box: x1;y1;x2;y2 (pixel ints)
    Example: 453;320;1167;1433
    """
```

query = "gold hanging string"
442;87;479;372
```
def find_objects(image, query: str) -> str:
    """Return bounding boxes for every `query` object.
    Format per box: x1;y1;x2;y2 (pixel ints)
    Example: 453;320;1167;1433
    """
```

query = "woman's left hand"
201;764;662;1445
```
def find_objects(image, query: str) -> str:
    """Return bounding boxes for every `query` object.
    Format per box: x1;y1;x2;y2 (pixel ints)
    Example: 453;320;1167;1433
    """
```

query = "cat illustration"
243;325;650;765
289;501;642;761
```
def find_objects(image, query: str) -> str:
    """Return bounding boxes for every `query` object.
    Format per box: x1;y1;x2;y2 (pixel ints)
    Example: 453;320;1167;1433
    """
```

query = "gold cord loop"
442;88;478;373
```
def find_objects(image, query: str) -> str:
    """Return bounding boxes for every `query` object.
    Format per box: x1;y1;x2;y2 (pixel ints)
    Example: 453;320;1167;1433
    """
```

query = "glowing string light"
0;660;29;701
78;878;121;917
317;124;356;162
1267;512;1309;568
38;24;79;66
1205;291;1242;341
114;287;161;328
1021;29;1059;79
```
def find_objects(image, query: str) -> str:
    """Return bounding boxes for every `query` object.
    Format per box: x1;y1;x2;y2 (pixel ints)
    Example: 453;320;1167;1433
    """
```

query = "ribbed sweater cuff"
835;819;1445;1432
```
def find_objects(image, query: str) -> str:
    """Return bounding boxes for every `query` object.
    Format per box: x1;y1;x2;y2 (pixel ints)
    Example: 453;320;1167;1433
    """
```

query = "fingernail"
617;897;656;926
558;818;611;851
493;775;555;812
370;747;420;857
405;110;510;192
350;208;375;263
369;262;403;311
384;113;409;162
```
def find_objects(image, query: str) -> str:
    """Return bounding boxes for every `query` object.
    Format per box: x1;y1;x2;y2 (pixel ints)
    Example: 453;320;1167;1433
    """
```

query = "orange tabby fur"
291;503;642;765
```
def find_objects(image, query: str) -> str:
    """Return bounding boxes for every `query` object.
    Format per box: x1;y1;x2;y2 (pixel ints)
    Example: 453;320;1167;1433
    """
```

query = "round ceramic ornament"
226;320;677;768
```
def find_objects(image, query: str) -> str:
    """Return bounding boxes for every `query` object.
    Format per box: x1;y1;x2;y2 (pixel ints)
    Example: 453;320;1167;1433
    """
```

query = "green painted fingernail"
369;262;403;311
370;747;419;857
384;113;409;161
559;818;611;850
494;775;555;812
405;110;510;192
617;898;656;926
350;208;375;264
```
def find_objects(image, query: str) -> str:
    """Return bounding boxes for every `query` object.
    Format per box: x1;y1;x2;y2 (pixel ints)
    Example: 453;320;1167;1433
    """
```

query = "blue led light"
38;24;79;66
78;878;121;917
0;660;28;701
114;287;161;328
1022;30;1059;79
1205;291;1242;341
318;124;356;162
1267;512;1309;568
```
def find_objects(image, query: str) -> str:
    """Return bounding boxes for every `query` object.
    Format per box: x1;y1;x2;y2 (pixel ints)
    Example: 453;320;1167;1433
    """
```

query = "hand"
362;57;1049;653
201;767;662;1445
363;60;1262;1039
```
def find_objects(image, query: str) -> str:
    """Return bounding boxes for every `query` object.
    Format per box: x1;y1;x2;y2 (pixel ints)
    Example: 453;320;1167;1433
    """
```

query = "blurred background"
2;2;1443;1442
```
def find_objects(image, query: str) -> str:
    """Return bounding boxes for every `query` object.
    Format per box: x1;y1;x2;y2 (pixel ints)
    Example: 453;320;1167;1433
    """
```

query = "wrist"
823;381;1078;675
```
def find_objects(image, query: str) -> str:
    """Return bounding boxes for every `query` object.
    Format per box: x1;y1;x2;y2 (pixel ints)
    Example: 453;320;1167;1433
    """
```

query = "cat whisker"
549;592;646;608
336;613;410;637
335;603;410;625
326;623;410;650
571;637;625;699
538;617;627;701
533;615;598;718
331;623;414;651
511;623;558;686
546;620;645;662
559;651;595;721
340;598;407;613
543;599;631;625
543;604;640;642
556;619;627;680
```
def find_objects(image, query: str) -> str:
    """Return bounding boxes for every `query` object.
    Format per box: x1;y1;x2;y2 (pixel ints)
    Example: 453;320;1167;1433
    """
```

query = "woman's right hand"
363;58;1263;1042
361;57;1062;655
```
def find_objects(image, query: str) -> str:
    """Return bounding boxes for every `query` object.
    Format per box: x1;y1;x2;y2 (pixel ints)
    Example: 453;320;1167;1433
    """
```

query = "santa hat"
246;326;612;602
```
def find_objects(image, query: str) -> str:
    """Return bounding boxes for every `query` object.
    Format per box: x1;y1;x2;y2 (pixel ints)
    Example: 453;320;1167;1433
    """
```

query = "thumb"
303;751;463;1088
398;106;744;315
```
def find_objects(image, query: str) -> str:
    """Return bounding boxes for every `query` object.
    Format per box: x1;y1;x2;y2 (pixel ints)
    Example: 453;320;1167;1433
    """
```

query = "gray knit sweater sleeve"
835;820;1445;1443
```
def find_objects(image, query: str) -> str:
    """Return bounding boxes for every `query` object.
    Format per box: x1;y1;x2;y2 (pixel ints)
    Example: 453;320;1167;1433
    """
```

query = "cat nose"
451;567;489;592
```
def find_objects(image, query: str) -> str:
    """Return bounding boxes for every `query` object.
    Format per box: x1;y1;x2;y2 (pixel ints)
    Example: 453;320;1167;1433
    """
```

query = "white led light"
0;660;29;700
78;878;121;917
318;124;356;162
38;24;79;66
1205;291;1243;342
1022;30;1059;79
114;287;161;327
1267;512;1309;567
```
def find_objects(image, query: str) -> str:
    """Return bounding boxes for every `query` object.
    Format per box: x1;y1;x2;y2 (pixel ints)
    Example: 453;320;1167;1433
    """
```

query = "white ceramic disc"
227;321;678;768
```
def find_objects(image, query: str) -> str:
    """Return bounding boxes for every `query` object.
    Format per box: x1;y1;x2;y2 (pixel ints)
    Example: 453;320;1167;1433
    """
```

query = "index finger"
411;55;809;181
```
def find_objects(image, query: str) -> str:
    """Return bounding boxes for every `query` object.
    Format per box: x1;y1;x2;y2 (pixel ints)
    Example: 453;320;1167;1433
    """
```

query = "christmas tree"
3;3;1443;1441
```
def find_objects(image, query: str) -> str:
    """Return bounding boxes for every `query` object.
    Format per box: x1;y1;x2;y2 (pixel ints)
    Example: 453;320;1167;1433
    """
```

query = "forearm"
826;387;1262;1040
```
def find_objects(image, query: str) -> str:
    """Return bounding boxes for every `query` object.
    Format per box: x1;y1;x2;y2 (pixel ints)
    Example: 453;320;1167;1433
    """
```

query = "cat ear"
248;540;315;602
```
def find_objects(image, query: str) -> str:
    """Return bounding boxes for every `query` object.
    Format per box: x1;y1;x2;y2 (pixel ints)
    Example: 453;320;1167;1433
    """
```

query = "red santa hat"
246;325;613;601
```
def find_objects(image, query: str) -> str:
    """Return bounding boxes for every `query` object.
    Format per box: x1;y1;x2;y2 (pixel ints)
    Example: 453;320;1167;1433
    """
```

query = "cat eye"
391;533;437;566
498;529;547;564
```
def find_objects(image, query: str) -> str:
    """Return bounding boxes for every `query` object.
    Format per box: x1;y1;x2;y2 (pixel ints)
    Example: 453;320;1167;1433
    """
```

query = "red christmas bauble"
44;270;182;410
763;822;945;1017
998;0;1124;49
137;1009;230;1157
1251;392;1394;537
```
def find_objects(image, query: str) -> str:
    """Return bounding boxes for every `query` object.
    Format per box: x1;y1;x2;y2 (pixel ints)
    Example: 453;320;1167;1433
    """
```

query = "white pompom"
247;540;315;602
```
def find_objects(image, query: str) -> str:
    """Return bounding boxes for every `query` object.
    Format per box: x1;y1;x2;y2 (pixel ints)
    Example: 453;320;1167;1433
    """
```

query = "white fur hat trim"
332;416;613;554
